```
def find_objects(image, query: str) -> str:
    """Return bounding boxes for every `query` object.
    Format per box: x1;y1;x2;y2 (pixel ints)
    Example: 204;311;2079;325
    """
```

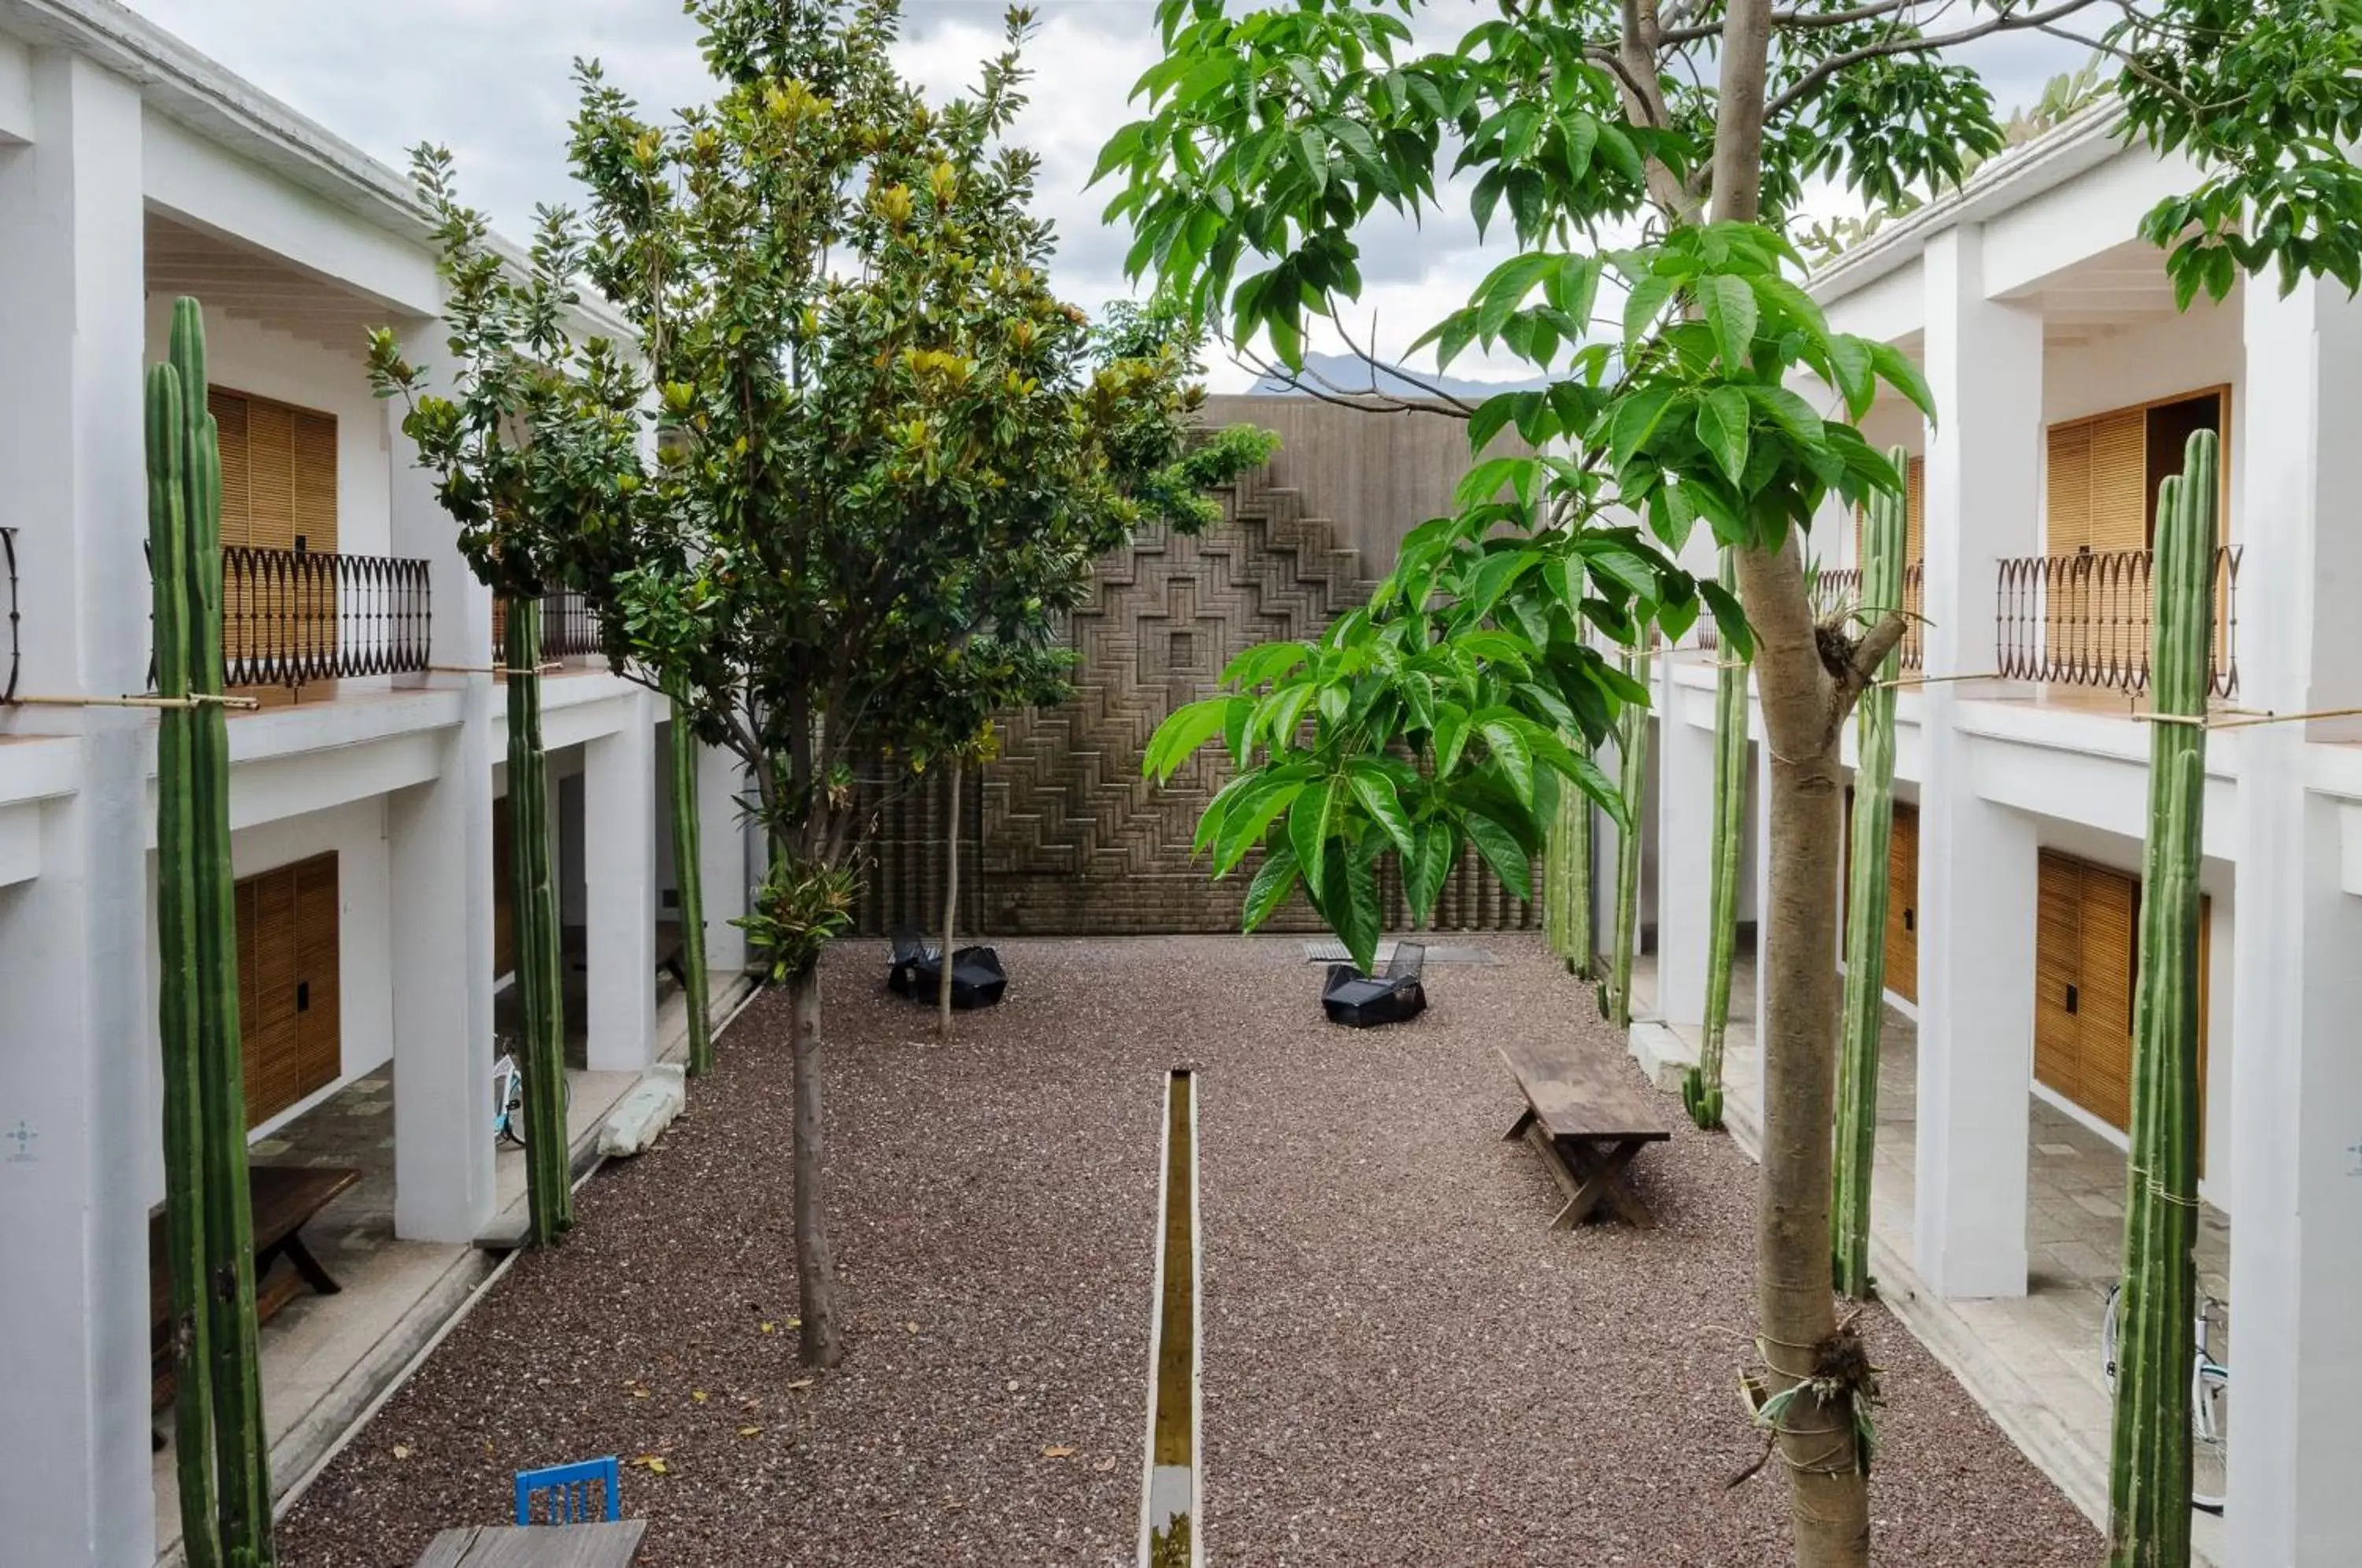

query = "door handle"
2064;983;2079;1015
1902;906;1915;934
296;980;311;1013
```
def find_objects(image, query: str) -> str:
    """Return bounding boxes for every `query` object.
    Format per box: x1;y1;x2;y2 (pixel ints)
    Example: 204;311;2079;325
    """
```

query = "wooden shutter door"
493;794;516;981
293;854;341;1100
2046;423;2094;556
242;865;305;1126
2086;410;2149;555
1905;456;1926;565
2035;852;2084;1109
293;412;340;670
2076;866;2139;1133
1884;803;1919;1003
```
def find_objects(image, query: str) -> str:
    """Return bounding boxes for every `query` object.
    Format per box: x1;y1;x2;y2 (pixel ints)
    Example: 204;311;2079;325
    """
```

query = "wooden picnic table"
1497;1039;1671;1228
413;1521;646;1566
148;1163;362;1406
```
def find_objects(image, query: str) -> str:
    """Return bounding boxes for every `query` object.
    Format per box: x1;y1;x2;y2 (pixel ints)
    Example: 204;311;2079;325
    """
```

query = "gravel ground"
277;934;2097;1566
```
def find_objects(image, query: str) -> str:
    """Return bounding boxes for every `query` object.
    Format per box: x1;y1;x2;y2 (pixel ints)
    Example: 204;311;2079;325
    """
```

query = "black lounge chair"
1321;940;1427;1027
887;927;1009;1010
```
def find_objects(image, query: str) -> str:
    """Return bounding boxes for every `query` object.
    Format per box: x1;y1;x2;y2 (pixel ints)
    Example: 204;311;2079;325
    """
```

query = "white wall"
142;295;392;557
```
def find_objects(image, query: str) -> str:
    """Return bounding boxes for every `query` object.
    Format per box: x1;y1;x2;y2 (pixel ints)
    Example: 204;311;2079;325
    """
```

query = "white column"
1652;661;1715;1030
1912;225;2044;1298
698;740;750;974
583;693;657;1070
0;52;154;1567
2225;276;2362;1563
387;317;499;1244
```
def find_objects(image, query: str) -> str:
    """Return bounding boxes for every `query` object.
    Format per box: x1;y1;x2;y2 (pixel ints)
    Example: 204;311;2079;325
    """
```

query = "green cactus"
1545;761;1597;980
2107;428;2216;1566
505;599;574;1243
1692;549;1749;1131
666;677;714;1077
151;299;275;1567
1609;644;1652;1030
1831;448;1910;1299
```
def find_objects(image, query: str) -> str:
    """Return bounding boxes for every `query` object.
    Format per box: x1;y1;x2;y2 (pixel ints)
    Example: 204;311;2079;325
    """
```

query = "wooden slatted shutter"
2088;410;2148;554
2077;866;2139;1133
294;856;341;1094
291;412;338;552
1905;456;1926;565
1884;803;1919;1003
2046;423;2094;556
246;398;298;551
2035;852;2086;1111
209;390;252;547
202;388;341;685
493;793;517;981
235;853;342;1127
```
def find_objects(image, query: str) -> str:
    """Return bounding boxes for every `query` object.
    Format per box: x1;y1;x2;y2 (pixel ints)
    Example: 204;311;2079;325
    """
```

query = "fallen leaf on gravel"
1005;1379;1020;1392
631;1455;671;1474
391;1444;411;1460
787;1378;814;1391
1094;1456;1117;1472
786;1317;802;1329
631;1389;650;1399
1040;1445;1076;1459
692;1391;709;1403
759;1322;776;1334
905;1322;920;1334
739;1426;763;1437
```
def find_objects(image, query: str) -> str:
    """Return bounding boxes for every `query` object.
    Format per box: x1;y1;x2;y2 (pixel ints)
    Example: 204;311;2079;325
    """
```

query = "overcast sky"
127;0;2085;390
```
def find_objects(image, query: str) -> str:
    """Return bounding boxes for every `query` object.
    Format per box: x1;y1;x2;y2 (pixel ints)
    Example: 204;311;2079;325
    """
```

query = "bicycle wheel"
2192;1366;2228;1515
506;1071;572;1151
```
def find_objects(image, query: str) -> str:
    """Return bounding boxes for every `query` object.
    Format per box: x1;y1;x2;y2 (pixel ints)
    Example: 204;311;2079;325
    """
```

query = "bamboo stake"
938;755;963;1038
667;679;714;1077
1831;449;1908;1299
148;354;221;1568
2;691;261;709
2108;429;2214;1566
173;301;274;1566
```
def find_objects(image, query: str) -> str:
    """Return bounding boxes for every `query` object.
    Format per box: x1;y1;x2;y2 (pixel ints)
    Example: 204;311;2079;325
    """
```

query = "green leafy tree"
1103;2;2361;1561
375;0;1261;1369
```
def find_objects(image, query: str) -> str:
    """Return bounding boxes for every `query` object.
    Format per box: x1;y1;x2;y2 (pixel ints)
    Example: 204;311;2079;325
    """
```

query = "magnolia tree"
376;0;1267;1367
1105;1;2362;1562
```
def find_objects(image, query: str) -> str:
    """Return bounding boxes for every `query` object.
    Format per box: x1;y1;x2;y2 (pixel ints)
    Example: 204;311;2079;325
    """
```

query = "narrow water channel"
1142;1069;1199;1567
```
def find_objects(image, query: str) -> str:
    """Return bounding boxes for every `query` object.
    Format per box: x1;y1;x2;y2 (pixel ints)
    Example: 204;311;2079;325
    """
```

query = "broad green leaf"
1146;696;1242;781
1462;809;1533;899
1432;702;1472;775
1213;778;1307;875
1288;777;1338;902
1701;273;1758;374
1346;762;1416;856
1695;386;1752;486
1476;713;1534;807
1609;385;1679;465
1241;846;1300;932
1403;819;1453;921
1868;340;1937;422
1746;385;1827;451
1331;844;1382;975
1623;273;1674;344
1699;579;1753;659
1825;335;1875;416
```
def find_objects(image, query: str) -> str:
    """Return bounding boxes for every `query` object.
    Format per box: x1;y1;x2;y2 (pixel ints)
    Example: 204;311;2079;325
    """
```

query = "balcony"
491;589;605;671
144;545;433;697
1995;545;2239;701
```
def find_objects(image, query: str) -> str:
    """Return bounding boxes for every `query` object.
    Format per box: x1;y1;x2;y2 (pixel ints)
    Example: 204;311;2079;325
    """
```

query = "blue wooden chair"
514;1456;620;1525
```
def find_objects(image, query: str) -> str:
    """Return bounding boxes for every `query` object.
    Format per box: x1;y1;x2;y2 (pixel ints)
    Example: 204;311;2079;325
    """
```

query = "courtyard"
277;937;2094;1566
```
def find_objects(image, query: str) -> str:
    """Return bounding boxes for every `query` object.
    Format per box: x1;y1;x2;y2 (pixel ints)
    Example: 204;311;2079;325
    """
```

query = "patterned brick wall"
854;446;1538;938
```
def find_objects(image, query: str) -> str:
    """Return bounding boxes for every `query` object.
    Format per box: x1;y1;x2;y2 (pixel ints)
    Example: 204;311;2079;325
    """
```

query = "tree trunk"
1738;537;1870;1566
939;756;961;1038
787;959;846;1366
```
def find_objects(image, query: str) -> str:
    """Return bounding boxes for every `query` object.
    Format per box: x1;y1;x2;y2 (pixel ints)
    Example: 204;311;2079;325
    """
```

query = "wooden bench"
1497;1040;1672;1229
147;1163;363;1405
414;1521;646;1566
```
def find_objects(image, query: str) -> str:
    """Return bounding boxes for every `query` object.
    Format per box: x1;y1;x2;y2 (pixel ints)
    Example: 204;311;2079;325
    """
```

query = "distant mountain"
1246;351;1553;400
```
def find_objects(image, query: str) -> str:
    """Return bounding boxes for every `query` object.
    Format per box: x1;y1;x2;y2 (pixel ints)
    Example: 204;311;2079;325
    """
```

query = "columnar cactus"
667;677;714;1076
1686;549;1749;1130
151;298;274;1568
505;598;574;1242
1609;644;1651;1030
2108;428;2216;1565
1831;449;1909;1297
1546;760;1596;980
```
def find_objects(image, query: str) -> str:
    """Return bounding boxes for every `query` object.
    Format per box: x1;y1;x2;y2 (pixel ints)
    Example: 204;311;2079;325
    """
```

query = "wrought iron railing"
146;544;433;692
1994;545;2240;700
1808;560;1925;671
2;527;19;704
491;589;605;666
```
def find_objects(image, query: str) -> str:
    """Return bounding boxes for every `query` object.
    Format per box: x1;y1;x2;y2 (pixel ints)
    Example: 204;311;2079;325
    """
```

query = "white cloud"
122;0;2090;394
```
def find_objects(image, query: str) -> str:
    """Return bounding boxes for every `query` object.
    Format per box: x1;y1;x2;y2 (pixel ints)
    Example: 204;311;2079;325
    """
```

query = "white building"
0;4;760;1562
1636;109;2362;1563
